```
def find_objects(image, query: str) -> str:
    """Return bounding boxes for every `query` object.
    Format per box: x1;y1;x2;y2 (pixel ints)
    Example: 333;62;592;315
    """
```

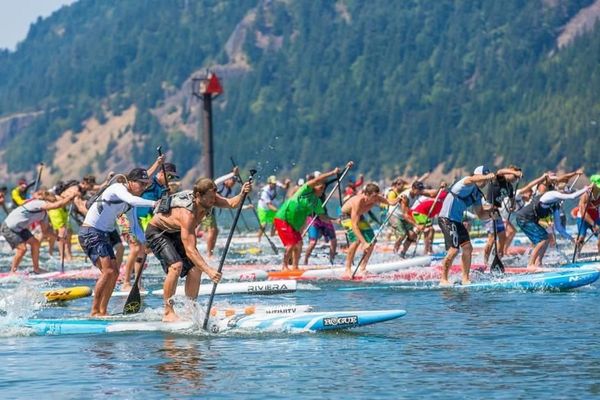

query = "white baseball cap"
473;165;491;175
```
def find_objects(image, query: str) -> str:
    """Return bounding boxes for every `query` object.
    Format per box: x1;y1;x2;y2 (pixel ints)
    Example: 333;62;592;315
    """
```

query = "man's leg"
99;259;119;315
303;240;317;265
184;265;202;299
344;242;360;276
205;225;218;258
163;262;183;322
329;238;337;264
122;240;140;290
11;243;28;273
29;238;44;273
291;242;302;270
460;242;473;285
91;256;117;316
440;247;459;285
483;234;494;266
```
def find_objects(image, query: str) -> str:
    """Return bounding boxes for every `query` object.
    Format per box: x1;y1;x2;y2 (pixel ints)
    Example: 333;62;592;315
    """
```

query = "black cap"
127;168;150;183
412;181;425;190
163;163;180;179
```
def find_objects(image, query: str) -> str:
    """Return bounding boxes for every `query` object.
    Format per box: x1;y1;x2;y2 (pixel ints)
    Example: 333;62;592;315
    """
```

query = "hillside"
1;0;599;184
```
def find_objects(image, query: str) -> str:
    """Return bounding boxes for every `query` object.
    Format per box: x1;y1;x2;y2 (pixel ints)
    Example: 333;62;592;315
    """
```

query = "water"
1;239;599;399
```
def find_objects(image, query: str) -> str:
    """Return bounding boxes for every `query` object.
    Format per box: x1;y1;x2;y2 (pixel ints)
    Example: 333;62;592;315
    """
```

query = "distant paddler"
341;182;399;278
256;175;289;243
438;166;496;285
273;164;351;271
79;168;157;317
516;182;590;269
145;177;252;322
0;189;77;274
574;175;600;257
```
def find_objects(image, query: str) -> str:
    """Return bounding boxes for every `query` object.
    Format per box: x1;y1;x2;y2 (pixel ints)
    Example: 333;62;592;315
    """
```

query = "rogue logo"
322;315;358;327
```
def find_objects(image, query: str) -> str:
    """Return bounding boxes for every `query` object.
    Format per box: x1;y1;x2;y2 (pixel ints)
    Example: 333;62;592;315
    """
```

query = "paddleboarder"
341;182;399;278
438;166;496;285
145;177;252;322
79;168;157;317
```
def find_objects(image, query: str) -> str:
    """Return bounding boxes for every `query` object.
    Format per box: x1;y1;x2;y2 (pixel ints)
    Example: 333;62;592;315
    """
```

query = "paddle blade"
490;255;505;274
123;286;142;314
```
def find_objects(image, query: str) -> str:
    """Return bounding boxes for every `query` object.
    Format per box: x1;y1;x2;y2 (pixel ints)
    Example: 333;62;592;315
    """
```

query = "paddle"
351;202;401;279
230;157;279;255
301;164;352;237
490;209;505;273
60;203;74;273
336;172;350;247
33;162;44;192
203;170;255;330
123;146;171;314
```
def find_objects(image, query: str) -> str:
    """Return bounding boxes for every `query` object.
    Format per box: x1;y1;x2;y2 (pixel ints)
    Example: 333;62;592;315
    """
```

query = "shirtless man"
341;182;399;277
145;177;252;322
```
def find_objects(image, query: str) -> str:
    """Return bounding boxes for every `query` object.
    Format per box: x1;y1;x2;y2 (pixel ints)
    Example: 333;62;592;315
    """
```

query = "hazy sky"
0;0;76;50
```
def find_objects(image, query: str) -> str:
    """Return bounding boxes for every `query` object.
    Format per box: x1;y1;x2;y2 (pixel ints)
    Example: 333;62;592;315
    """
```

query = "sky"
0;0;76;50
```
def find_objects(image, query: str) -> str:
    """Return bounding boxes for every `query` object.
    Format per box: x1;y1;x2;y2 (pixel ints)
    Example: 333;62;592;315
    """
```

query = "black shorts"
1;223;33;249
108;230;122;247
438;217;471;250
145;224;194;277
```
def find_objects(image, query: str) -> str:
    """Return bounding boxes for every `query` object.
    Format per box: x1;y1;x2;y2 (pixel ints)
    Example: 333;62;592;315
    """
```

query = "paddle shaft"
60;203;74;273
351;202;401;279
203;173;254;330
230;157;278;255
301;165;352;237
336;172;350;247
33;163;44;192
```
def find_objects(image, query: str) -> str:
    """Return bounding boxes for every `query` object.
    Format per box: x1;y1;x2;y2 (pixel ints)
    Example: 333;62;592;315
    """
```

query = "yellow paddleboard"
237;247;262;255
44;286;92;302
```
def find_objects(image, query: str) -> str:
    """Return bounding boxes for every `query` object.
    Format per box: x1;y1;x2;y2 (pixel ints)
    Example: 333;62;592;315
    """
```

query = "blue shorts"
78;226;116;264
486;219;506;234
308;217;336;242
576;217;600;237
516;218;548;245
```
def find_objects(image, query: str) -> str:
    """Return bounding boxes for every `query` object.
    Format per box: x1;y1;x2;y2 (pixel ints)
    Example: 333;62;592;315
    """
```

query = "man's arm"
214;182;252;209
41;193;77;211
464;172;496;186
178;210;221;283
147;154;165;177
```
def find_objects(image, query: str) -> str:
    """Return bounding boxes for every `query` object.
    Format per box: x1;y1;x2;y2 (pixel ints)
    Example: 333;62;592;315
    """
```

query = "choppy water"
1;236;599;399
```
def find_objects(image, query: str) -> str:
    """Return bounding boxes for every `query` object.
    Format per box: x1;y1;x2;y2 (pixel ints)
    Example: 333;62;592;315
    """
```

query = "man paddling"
516;184;590;269
79;168;157;316
1;189;77;273
145;177;252;322
341;182;399;278
438;166;496;285
273;165;350;271
574;175;600;257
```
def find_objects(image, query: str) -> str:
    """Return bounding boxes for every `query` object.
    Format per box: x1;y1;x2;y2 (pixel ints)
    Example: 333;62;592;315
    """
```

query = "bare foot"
355;268;367;277
121;284;132;292
461;280;472;285
439;279;451;287
163;312;181;323
281;266;290;271
33;268;48;274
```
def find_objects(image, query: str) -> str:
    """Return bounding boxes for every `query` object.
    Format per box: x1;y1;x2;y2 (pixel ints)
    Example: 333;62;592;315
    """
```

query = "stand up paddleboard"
337;269;600;292
24;309;406;336
111;280;298;298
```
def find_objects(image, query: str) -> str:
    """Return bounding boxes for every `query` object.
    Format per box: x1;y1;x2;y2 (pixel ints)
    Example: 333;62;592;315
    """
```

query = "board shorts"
78;226;116;264
48;207;70;230
307;216;336;242
273;218;302;247
485;218;506;234
0;223;33;249
145;224;194;277
412;212;432;227
340;216;375;244
438;217;470;250
257;207;276;225
389;213;414;236
576;217;600;237
516;218;548;245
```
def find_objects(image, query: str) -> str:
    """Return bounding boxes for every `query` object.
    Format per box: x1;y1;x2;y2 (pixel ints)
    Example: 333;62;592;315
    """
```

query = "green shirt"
275;184;325;231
